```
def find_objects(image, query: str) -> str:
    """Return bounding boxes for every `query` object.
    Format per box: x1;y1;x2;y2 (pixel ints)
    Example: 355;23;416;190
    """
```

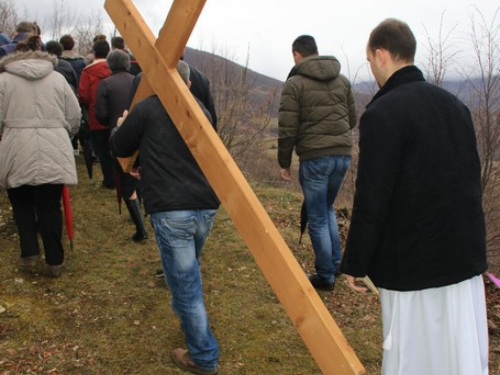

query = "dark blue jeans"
299;155;351;284
150;209;219;371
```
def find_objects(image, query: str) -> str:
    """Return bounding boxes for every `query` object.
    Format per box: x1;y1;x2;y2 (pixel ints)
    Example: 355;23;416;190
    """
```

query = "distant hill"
354;76;500;107
184;47;283;116
184;47;283;92
184;47;498;118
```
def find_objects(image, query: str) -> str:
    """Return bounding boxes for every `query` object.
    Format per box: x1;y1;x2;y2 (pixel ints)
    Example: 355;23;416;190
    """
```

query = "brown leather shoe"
170;348;218;375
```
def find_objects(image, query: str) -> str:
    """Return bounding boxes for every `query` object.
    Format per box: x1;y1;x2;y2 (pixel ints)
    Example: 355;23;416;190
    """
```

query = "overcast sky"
14;0;500;82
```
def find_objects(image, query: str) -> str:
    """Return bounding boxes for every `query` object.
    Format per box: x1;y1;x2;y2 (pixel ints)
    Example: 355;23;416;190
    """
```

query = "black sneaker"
307;273;335;291
155;269;164;278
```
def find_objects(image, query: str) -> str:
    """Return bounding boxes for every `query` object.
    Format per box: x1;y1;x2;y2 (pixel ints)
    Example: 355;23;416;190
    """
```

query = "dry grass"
0;157;499;374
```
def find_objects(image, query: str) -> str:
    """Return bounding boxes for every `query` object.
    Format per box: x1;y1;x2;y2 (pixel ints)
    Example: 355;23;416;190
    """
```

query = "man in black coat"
128;53;217;129
95;49;148;242
45;40;78;93
111;36;142;77
109;60;220;375
341;19;488;374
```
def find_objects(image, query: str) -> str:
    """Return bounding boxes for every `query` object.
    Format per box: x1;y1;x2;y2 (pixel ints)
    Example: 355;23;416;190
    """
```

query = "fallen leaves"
0;340;89;374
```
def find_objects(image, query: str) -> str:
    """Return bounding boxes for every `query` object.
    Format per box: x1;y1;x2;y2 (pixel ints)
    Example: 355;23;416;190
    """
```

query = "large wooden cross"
104;1;365;374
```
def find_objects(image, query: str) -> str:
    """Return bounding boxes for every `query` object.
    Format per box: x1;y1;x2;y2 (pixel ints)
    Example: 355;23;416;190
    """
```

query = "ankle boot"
125;199;148;242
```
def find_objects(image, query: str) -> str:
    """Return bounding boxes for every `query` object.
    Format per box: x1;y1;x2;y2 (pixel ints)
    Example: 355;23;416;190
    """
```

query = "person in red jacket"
78;39;113;189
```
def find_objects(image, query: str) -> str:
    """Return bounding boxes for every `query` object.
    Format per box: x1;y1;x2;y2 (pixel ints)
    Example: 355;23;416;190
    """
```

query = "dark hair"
45;40;63;57
368;18;416;63
292;35;318;58
15;21;36;34
92;39;110;59
93;34;107;42
106;49;130;72
15;35;41;52
111;36;125;50
59;34;75;51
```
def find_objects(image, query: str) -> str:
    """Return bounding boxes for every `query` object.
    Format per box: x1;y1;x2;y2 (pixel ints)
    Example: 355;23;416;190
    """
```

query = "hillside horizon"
184;46;495;113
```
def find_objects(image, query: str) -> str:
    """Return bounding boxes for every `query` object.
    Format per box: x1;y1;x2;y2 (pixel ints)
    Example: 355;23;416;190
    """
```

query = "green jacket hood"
288;55;341;81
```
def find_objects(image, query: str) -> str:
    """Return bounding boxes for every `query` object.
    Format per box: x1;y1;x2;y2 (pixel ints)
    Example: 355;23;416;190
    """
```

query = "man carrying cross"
110;60;219;375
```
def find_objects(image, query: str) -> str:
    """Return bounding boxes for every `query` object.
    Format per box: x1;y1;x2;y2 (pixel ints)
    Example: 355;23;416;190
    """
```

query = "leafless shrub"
188;45;278;164
464;6;500;257
46;0;76;40
0;0;17;35
421;11;459;86
72;10;105;56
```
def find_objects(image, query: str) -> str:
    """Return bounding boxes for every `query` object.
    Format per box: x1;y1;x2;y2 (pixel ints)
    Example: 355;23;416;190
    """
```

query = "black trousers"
91;129;115;188
114;159;139;199
7;184;64;266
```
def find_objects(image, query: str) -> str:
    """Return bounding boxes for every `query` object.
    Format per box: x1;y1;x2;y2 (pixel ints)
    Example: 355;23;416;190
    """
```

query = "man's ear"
375;48;385;64
293;51;303;63
187;80;192;89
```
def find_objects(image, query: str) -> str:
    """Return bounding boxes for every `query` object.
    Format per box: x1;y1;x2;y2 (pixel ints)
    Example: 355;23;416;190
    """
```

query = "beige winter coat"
0;50;81;189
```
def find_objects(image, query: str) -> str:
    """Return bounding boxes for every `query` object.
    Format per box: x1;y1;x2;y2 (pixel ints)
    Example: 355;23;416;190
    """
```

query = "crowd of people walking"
0;18;490;375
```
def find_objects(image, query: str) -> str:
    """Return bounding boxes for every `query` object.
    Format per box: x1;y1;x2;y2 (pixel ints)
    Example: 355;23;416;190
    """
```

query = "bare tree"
188;45;278;166
72;10;105;56
0;0;18;35
46;0;76;40
421;11;459;86
464;6;500;256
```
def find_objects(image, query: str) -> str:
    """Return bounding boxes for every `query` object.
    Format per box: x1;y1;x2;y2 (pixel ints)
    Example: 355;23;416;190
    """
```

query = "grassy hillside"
0;157;498;374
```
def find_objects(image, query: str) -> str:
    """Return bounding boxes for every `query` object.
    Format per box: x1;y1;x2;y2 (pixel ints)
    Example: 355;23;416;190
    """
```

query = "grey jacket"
278;55;356;168
0;50;80;189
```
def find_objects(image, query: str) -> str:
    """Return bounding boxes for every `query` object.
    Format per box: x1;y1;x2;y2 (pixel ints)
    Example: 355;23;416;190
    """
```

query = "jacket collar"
0;50;56;72
369;65;425;105
61;50;83;60
85;58;107;69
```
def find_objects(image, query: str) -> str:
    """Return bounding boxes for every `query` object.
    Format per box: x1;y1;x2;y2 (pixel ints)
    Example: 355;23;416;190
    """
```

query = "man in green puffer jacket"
278;35;356;291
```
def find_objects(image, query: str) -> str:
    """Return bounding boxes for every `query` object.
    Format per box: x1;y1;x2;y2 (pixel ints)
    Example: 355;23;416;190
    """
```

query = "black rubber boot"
125;199;148;242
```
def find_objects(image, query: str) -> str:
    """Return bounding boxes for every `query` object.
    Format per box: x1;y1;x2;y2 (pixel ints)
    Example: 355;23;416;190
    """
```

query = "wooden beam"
104;1;365;374
156;0;205;67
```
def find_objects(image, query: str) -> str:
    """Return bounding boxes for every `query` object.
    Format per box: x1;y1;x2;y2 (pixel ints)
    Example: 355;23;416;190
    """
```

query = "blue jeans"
150;209;219;370
299;155;351;284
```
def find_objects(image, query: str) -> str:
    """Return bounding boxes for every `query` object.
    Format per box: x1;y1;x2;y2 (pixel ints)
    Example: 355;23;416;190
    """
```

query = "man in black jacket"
95;50;148;242
111;36;142;77
341;19;488;375
110;60;220;375
45;40;78;94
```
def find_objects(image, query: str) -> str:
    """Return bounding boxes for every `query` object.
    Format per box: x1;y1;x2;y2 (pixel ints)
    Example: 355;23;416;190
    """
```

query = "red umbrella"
61;185;74;251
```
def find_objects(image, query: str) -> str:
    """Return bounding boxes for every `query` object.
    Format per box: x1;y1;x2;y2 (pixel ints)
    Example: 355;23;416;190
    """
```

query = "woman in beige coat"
0;36;80;276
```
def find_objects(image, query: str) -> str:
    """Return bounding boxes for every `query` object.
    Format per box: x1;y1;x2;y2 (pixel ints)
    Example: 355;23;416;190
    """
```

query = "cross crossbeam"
104;1;365;374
